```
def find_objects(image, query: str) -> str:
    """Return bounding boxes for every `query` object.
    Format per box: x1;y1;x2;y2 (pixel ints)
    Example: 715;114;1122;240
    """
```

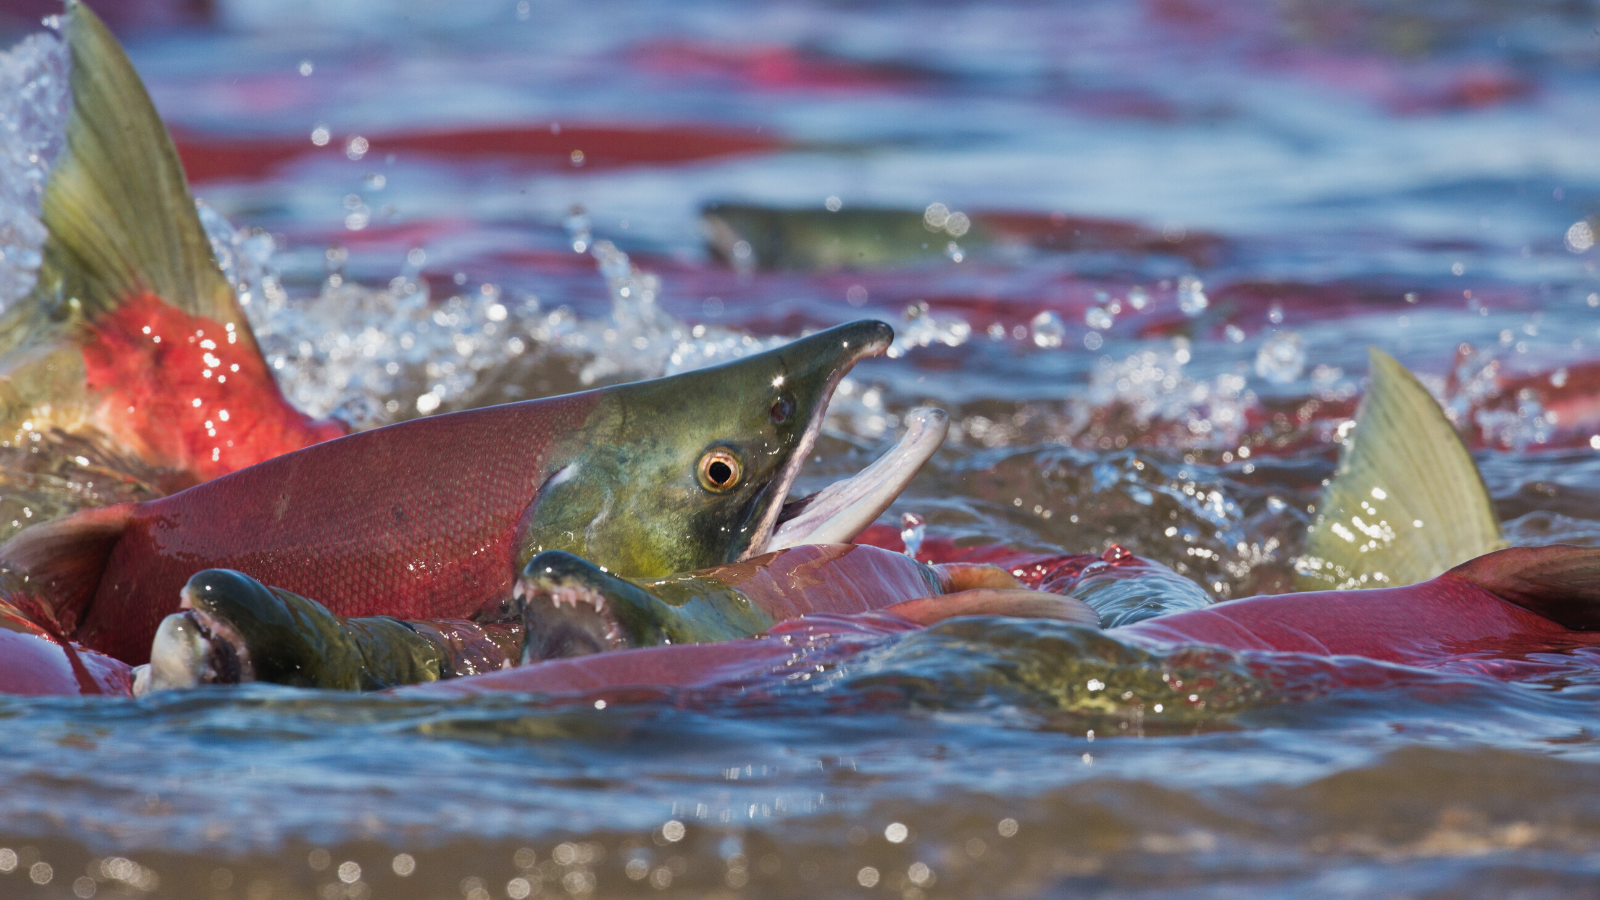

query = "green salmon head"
520;319;898;577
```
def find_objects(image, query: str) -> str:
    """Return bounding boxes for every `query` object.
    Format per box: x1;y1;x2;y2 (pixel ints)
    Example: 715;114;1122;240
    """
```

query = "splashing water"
0;32;66;311
199;211;790;428
1255;330;1306;384
3;2;1600;896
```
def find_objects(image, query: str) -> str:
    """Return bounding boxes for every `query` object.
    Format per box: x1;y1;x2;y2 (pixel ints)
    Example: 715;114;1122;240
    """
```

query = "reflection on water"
2;0;1600;895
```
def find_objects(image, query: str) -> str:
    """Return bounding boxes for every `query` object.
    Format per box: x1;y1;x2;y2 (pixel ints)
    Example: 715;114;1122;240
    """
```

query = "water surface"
2;0;1600;897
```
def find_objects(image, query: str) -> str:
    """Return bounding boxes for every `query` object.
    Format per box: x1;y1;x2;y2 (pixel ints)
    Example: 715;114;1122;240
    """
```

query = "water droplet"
900;513;925;558
1255;331;1306;383
1177;276;1208;316
1568;220;1595;253
1030;311;1065;348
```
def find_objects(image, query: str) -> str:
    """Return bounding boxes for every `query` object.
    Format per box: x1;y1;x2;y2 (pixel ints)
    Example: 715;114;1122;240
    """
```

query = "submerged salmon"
408;541;1600;700
129;541;1098;694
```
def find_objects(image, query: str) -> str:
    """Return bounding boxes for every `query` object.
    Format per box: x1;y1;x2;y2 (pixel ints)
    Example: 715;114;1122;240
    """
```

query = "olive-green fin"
1450;544;1600;631
0;1;253;361
1295;347;1503;590
0;501;133;633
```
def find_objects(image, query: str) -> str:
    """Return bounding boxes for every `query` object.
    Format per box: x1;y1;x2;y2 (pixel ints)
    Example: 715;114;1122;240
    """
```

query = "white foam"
0;32;69;312
199;211;790;429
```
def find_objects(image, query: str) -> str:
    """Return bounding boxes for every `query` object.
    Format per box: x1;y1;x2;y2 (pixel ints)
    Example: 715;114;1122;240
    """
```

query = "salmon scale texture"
79;392;596;663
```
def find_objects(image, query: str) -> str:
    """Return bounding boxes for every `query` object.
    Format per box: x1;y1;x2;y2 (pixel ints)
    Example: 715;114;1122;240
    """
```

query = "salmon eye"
770;392;795;424
697;449;743;492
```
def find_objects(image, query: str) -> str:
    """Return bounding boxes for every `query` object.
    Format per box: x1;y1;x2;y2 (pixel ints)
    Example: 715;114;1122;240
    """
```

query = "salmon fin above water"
0;501;132;635
14;1;251;351
1295;347;1503;591
1449;544;1600;630
1;2;344;480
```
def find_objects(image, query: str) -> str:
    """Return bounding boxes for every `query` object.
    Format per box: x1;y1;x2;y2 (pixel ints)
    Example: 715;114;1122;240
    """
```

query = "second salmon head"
519;319;915;577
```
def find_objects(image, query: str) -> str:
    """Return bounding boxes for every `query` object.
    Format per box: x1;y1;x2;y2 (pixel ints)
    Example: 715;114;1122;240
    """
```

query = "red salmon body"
1118;573;1600;675
0;597;130;696
77;392;598;663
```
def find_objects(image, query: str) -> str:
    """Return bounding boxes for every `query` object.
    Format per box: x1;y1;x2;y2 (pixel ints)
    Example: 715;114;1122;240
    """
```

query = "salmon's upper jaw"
729;321;915;560
743;365;949;559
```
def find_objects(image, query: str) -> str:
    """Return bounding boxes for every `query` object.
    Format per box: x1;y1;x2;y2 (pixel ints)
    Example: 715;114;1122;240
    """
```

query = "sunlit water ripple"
1;0;1600;896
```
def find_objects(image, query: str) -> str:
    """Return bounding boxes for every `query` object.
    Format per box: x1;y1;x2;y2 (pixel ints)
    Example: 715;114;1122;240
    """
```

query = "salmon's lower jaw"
136;608;253;696
519;582;630;663
764;407;949;553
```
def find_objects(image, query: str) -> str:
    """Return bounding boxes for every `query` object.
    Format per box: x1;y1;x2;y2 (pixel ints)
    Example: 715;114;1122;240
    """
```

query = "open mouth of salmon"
764;406;948;553
730;320;948;561
516;580;631;663
742;380;949;561
133;590;254;695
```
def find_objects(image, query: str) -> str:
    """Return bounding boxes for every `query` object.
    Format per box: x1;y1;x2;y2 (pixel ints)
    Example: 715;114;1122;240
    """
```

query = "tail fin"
1;2;342;480
1450;544;1600;631
1295;347;1503;590
0;501;132;634
14;1;251;349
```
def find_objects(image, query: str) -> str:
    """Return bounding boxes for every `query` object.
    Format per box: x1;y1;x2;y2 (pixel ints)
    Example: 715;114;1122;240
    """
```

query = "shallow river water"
2;0;1600;897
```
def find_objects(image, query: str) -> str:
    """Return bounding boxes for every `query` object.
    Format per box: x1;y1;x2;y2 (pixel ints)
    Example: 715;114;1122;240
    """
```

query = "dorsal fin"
1295;347;1503;590
18;1;253;348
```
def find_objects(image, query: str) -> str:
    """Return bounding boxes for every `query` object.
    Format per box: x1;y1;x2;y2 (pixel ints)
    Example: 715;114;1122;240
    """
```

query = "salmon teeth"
547;585;605;613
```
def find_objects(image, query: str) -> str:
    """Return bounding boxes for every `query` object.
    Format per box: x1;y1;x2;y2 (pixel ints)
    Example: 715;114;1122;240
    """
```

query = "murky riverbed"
2;0;1599;896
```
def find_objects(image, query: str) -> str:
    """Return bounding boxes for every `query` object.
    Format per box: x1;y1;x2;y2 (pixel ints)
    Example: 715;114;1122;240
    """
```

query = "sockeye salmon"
0;4;944;666
133;342;1600;695
405;541;1600;700
129;541;1098;694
